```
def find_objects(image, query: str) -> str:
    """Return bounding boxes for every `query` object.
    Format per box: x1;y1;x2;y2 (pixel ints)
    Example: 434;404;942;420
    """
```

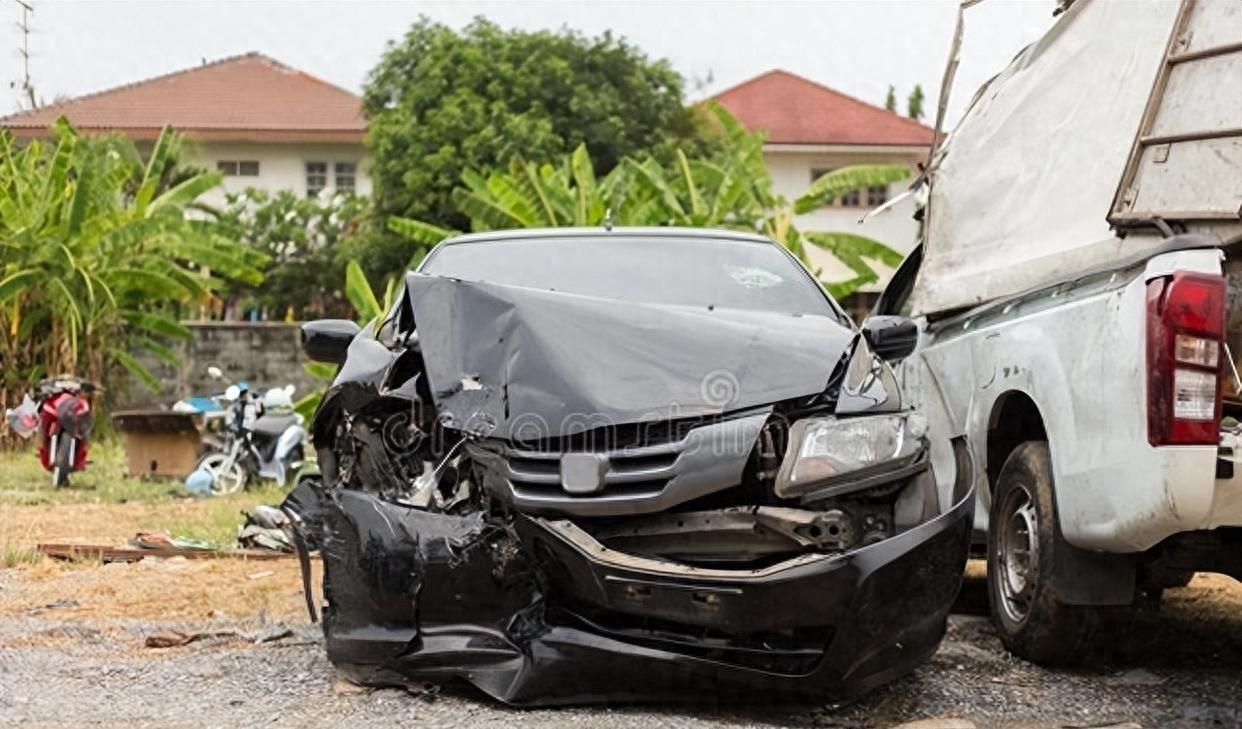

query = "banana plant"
0;119;264;415
386;104;912;300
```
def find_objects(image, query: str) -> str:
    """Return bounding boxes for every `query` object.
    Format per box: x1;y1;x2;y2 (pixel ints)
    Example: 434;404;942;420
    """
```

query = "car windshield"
420;234;840;318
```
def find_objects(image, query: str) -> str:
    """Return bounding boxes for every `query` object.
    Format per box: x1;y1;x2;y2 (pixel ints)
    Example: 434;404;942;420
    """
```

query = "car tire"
1157;570;1195;589
987;440;1096;664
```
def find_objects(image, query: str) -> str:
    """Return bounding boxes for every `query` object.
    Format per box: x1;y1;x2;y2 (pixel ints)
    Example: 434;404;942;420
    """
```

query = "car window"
420;235;842;319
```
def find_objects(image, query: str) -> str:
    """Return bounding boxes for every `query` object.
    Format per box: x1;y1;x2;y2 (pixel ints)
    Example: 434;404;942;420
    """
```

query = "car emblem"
560;453;609;495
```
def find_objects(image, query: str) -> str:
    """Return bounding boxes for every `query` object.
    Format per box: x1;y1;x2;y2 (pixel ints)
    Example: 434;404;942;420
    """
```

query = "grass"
0;438;319;629
0;438;198;505
0;438;293;551
1;542;42;568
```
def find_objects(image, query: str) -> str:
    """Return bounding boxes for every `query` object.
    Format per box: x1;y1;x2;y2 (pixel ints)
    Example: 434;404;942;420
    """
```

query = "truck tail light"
1147;271;1226;446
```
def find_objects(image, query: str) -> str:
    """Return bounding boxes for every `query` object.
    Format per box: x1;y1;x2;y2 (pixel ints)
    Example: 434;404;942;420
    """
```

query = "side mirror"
206;366;223;380
302;319;361;364
861;315;918;362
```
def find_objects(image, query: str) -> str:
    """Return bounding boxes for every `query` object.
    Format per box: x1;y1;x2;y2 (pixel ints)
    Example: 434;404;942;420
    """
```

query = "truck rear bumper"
1060;444;1242;552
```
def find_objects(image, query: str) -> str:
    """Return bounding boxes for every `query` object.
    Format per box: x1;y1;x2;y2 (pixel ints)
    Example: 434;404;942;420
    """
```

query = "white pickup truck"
872;0;1242;662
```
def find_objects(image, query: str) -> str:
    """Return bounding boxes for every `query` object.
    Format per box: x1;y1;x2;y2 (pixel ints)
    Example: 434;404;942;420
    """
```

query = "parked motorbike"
4;376;96;487
193;366;306;494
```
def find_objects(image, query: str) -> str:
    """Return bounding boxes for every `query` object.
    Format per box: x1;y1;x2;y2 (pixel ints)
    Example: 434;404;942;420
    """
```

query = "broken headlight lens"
774;413;927;499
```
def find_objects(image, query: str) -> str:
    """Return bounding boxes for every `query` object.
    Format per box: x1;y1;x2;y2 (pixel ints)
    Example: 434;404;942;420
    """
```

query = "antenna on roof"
12;0;36;109
603;208;614;231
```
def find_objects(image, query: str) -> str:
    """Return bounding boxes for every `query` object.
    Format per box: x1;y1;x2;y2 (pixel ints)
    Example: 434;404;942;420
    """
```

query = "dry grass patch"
0;440;292;550
0;556;320;623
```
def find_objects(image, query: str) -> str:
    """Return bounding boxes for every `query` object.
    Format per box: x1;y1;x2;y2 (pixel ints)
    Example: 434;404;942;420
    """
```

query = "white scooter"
194;366;306;494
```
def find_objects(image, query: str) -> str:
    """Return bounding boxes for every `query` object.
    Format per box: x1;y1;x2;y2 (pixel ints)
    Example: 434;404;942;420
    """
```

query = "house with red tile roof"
0;53;369;204
714;70;934;304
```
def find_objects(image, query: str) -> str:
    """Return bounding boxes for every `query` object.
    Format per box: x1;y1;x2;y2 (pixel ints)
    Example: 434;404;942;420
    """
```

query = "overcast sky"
3;0;1057;127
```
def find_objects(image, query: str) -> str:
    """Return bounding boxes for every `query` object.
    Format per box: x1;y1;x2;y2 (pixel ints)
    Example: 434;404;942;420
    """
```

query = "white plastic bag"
5;395;39;439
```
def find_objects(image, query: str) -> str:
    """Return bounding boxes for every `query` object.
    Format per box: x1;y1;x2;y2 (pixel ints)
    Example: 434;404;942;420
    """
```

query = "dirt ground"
2;556;1241;728
2;494;1241;728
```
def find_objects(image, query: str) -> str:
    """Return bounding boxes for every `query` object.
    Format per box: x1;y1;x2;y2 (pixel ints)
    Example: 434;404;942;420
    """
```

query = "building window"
306;161;327;198
217;160;260;176
867;185;889;206
334;161;357;193
810;167;868;207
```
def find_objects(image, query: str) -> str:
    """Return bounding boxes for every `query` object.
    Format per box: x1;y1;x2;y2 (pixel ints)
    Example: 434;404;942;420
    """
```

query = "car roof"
437;226;777;247
417;226;850;323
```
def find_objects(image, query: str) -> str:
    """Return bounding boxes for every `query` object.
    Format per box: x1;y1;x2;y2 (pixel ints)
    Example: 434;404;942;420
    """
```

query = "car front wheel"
987;441;1096;664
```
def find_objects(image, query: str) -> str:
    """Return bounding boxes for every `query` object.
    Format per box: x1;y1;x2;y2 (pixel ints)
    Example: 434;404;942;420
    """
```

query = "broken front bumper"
318;484;974;706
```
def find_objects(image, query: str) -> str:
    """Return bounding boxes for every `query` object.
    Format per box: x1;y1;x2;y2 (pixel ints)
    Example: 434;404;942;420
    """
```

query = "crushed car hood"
406;273;854;439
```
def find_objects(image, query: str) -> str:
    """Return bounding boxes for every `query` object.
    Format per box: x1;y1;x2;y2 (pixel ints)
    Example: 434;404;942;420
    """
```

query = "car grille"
503;435;685;499
471;410;770;517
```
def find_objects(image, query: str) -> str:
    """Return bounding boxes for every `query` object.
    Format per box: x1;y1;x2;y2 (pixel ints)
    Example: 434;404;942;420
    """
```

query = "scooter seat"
252;413;299;437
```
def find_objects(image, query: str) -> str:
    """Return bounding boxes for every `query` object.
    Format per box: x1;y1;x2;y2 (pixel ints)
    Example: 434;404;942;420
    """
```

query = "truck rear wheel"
987;441;1096;664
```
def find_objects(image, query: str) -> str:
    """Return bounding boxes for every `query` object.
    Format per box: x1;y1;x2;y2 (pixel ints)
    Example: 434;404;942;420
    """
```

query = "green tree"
0;120;264;413
389;105;910;300
216;189;373;320
885;85;897;112
907;84;926;121
362;17;709;277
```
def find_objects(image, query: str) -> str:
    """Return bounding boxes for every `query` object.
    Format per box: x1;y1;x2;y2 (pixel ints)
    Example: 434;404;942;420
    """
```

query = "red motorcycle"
5;376;96;487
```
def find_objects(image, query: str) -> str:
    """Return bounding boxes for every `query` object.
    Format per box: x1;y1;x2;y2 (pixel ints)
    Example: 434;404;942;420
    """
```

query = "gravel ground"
1;569;1240;729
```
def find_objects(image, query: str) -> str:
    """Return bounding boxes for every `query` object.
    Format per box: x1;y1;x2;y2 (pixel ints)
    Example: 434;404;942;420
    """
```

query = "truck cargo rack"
1110;0;1242;229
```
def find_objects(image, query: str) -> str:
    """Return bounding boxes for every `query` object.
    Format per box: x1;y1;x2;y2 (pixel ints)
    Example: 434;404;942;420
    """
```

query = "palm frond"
794;165;910;215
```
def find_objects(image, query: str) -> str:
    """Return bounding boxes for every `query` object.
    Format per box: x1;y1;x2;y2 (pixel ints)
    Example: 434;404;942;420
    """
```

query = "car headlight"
774;413;927;499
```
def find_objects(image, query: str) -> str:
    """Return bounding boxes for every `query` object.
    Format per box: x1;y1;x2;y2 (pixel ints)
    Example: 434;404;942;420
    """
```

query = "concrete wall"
187;141;372;206
763;145;925;293
133;322;320;407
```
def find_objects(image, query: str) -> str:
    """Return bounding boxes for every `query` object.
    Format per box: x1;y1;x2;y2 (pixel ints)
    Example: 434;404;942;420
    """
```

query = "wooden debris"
37;543;298;563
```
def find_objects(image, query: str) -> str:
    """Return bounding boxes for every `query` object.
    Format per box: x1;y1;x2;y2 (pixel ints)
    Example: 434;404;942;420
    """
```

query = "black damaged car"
292;227;974;706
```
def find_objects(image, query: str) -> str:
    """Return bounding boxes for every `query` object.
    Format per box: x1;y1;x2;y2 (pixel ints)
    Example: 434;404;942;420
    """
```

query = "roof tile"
0;52;366;142
713;69;934;147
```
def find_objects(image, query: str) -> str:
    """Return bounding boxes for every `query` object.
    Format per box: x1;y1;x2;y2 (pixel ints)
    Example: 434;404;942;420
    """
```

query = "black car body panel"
318;483;972;706
406;273;853;439
295;228;974;706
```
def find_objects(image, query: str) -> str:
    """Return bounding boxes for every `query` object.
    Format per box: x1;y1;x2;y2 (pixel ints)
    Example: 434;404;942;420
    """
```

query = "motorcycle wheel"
197;453;248;495
51;435;73;488
279;444;307;487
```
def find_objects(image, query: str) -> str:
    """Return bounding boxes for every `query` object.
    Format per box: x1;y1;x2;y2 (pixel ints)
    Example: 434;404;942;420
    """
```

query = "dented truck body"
298;228;973;705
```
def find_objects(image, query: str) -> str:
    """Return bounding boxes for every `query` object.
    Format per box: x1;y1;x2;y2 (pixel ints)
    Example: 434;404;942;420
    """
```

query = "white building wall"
186;141;371;206
763;146;925;292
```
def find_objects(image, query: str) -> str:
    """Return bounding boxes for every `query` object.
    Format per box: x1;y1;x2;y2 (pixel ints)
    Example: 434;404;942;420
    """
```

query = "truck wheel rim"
997;482;1038;624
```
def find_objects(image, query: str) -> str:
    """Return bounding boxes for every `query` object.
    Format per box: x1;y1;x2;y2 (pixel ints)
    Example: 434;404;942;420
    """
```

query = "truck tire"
987;441;1096;664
